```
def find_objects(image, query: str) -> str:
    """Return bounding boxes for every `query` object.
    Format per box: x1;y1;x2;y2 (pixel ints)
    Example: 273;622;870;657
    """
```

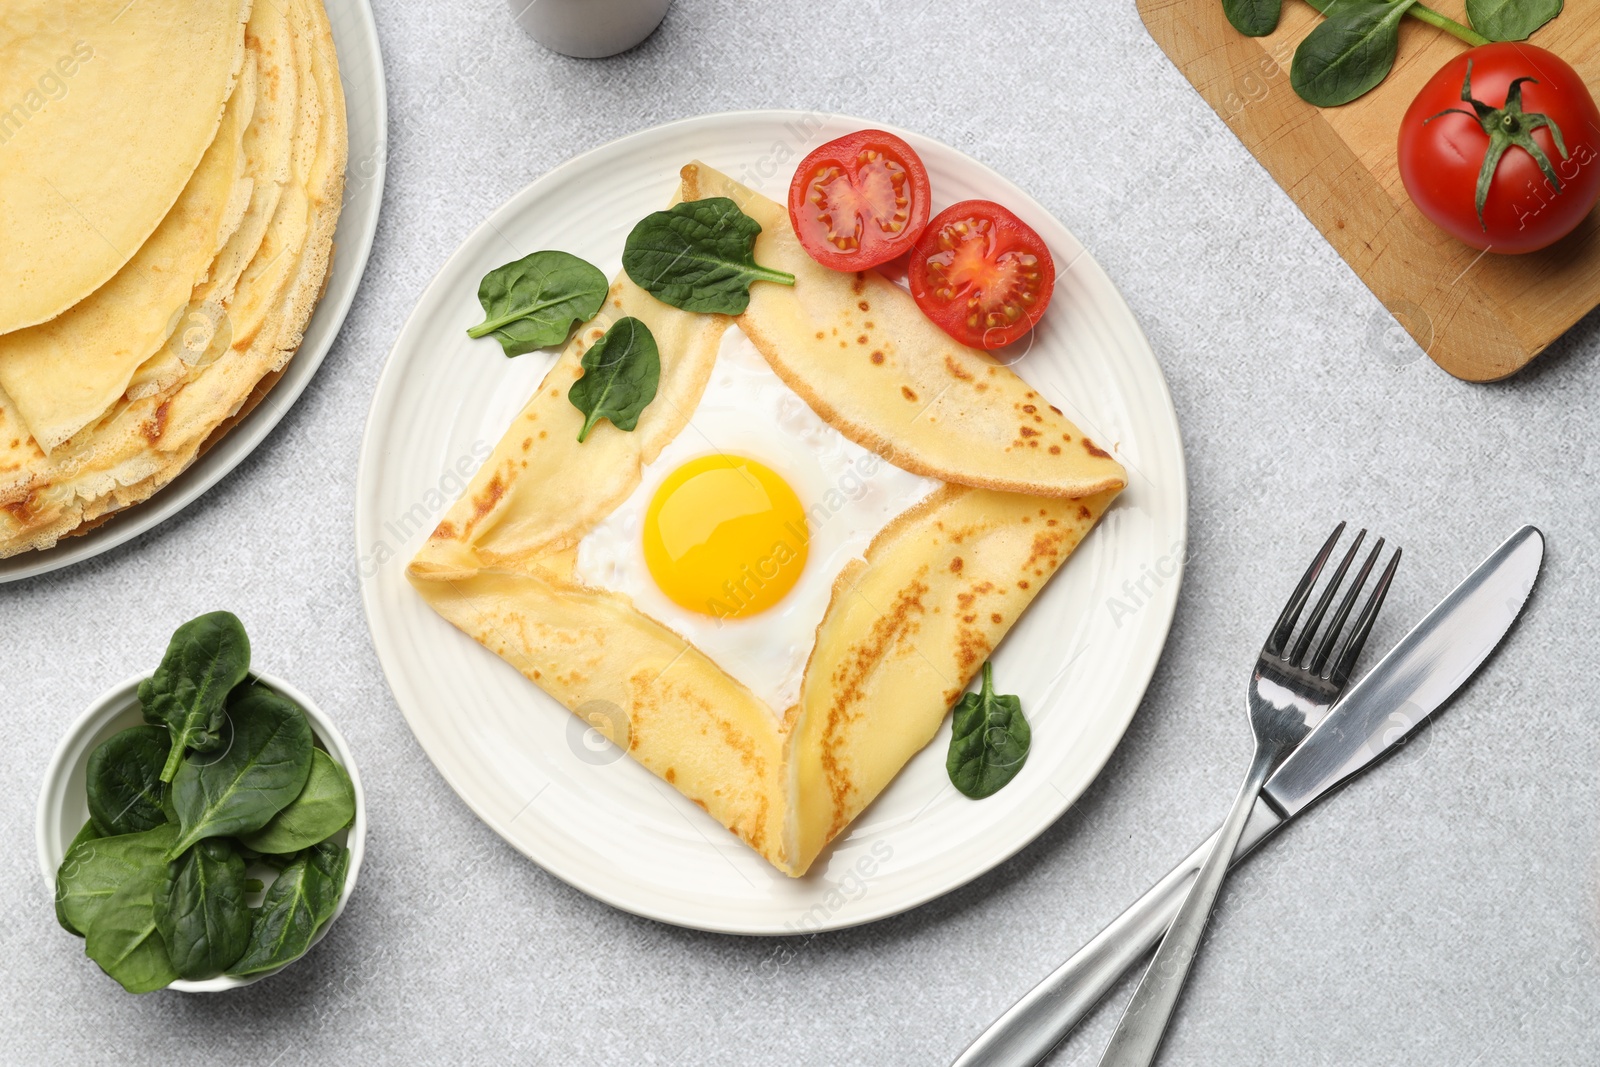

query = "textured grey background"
4;0;1597;1063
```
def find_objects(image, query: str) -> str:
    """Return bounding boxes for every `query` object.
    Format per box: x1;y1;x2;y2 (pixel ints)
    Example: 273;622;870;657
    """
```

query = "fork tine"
1310;536;1383;674
1328;547;1401;687
1267;522;1346;656
1289;528;1366;666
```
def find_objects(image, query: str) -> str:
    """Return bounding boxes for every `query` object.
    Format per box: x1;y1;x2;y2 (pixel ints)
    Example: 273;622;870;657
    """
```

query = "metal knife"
951;525;1545;1067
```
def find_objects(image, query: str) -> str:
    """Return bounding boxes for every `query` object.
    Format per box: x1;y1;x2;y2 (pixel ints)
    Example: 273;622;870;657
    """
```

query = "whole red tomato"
1398;43;1600;254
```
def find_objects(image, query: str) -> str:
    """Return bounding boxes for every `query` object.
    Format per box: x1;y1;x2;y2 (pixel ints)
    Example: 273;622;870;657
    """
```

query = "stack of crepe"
0;0;347;557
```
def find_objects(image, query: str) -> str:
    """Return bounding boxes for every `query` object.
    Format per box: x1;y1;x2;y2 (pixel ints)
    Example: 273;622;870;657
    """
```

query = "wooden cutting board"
1137;0;1600;380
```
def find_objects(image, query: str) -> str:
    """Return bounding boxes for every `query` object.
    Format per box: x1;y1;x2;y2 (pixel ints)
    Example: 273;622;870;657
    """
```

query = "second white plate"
0;0;387;584
356;110;1186;934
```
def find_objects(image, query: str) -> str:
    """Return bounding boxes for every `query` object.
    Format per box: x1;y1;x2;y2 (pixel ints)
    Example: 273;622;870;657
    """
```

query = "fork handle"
947;799;1285;1067
1096;745;1281;1066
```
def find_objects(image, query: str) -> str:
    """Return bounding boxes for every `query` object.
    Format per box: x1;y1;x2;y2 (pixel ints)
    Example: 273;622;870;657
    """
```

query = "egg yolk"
642;454;808;619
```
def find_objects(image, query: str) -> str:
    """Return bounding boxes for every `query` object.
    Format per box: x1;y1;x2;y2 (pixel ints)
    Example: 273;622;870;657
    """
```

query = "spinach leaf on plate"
228;843;348;977
466;250;609;356
567;317;661;443
1466;0;1561;41
157;838;251;980
139;611;251;782
621;197;795;315
86;725;171;836
167;684;313;858
56;824;178;939
240;748;356;854
81;839;180;993
1291;0;1419;107
946;662;1031;799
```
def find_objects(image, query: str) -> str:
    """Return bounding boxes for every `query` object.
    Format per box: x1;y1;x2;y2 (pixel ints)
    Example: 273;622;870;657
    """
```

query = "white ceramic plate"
0;0;387;584
357;111;1186;934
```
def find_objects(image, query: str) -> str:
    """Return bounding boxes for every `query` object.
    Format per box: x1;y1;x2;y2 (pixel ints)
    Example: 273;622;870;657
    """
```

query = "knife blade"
951;525;1544;1067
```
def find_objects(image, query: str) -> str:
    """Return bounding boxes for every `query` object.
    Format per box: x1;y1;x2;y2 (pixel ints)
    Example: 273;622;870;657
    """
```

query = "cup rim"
37;668;366;993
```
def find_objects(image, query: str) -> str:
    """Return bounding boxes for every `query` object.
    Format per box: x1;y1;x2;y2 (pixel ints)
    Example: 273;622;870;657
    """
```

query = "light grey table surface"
5;0;1597;1063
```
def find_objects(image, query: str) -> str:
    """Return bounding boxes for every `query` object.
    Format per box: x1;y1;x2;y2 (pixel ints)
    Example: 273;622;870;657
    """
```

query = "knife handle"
948;800;1284;1067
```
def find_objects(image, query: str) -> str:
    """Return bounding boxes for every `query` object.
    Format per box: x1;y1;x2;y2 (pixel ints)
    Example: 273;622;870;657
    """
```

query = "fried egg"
574;327;937;712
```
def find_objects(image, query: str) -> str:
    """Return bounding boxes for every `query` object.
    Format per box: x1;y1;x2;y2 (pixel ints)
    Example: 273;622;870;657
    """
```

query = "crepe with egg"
0;0;346;557
408;164;1124;877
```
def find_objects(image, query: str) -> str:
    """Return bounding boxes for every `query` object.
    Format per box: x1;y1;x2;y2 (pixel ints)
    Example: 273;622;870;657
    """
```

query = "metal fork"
1095;523;1400;1067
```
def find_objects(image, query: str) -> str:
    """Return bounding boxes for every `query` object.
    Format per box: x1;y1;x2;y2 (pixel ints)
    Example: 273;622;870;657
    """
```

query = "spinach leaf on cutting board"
1291;0;1420;108
1466;0;1561;41
1223;0;1282;36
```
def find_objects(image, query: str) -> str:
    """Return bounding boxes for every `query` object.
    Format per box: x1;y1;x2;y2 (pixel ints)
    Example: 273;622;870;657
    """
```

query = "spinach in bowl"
55;612;357;991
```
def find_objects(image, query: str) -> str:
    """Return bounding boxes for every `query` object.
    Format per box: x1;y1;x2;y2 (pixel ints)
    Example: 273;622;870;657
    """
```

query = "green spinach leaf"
227;843;348;976
157;839;251;980
466;250;609;356
139;611;252;781
1466;0;1561;40
56;821;102;936
167;684;313;859
86;725;171;836
305;841;350;930
621;197;794;315
567;317;661;442
946;662;1031;799
55;824;178;939
82;842;180;993
1291;0;1418;107
239;748;356;853
1223;0;1282;36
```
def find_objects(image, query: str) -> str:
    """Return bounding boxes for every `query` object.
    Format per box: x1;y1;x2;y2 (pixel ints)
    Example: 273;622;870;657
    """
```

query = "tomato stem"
1406;2;1490;47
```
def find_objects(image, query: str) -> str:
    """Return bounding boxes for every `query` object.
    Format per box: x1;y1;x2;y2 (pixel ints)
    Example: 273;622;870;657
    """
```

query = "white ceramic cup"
507;0;672;58
37;670;366;993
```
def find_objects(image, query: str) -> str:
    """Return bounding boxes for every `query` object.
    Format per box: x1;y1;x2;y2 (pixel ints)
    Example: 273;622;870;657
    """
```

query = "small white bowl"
37;670;366;993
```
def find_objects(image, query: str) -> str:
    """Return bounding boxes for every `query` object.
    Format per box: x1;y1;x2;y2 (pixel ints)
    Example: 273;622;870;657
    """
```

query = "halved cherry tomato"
908;201;1055;350
788;130;931;271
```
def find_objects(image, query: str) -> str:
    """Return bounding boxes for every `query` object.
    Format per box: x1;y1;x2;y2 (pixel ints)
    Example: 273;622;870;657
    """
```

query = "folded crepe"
408;163;1124;876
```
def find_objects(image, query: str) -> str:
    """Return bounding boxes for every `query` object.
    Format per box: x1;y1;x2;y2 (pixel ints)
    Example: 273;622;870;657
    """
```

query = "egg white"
574;326;938;713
